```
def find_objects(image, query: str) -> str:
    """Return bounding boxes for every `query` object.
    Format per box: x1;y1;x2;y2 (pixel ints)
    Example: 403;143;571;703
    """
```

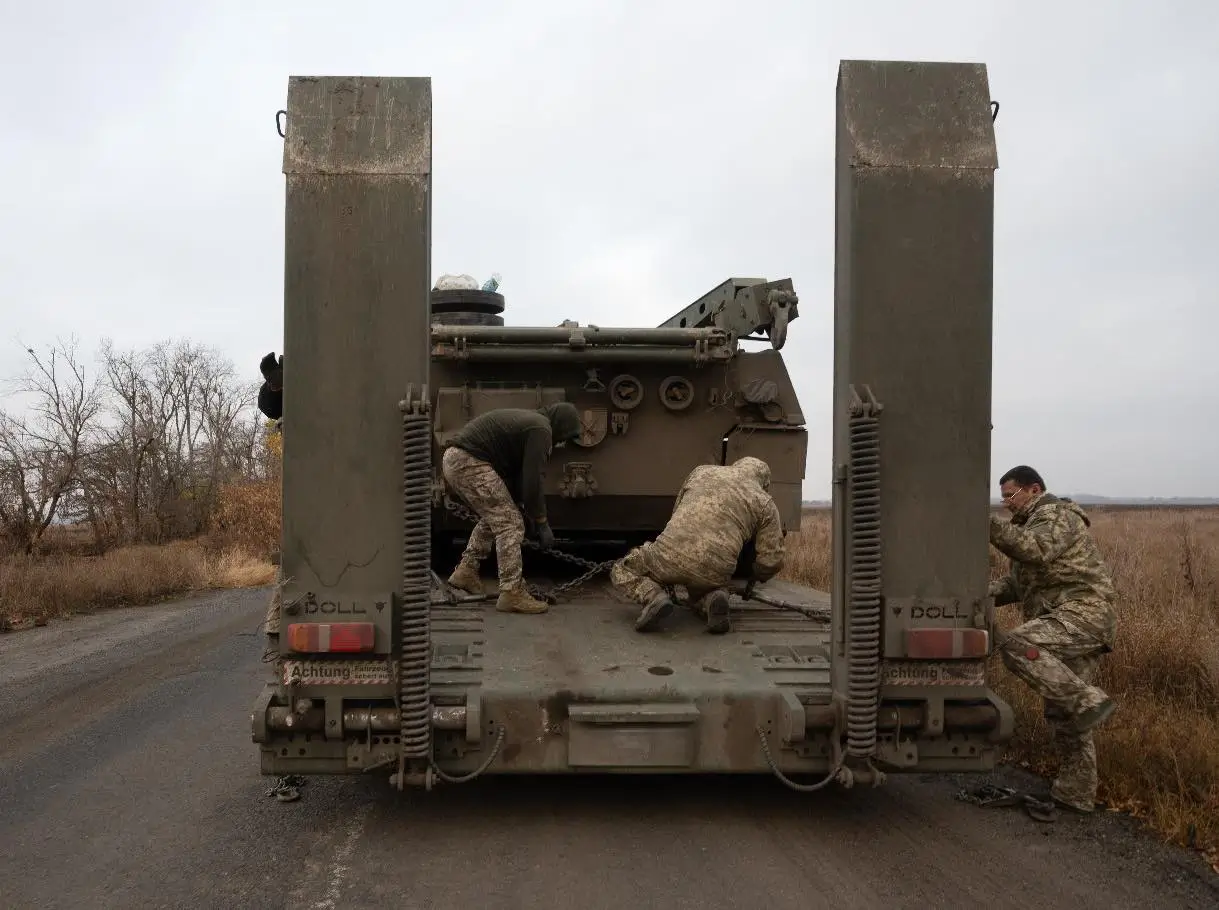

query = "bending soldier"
989;465;1118;814
610;456;786;634
444;403;583;614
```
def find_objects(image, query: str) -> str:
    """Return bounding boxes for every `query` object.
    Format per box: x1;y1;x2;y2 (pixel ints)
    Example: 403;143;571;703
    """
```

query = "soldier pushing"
988;465;1119;814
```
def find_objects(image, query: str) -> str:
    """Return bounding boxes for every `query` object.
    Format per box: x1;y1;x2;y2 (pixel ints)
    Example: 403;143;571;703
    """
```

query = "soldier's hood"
538;402;582;443
1015;492;1091;528
731;456;771;490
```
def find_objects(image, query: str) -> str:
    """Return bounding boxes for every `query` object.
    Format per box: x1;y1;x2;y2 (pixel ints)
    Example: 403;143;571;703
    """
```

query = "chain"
439;496;618;602
265;774;306;802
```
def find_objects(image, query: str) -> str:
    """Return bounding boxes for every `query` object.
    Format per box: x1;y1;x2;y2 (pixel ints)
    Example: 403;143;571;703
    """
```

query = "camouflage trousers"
264;566;282;636
442;446;524;589
998;609;1111;812
610;540;727;615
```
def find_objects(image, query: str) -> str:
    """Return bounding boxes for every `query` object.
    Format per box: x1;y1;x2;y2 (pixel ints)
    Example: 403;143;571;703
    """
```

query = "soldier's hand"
537;523;556;550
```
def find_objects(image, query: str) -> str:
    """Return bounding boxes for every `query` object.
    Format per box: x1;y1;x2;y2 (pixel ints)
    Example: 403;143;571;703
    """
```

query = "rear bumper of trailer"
252;684;1012;781
251;581;1013;785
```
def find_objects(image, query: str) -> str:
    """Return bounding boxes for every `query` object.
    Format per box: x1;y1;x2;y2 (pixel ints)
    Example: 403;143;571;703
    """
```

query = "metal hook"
276;109;287;138
990;100;999;122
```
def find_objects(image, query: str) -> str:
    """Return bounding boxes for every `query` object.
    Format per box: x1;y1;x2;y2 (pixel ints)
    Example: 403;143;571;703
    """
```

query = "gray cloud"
1;0;1215;498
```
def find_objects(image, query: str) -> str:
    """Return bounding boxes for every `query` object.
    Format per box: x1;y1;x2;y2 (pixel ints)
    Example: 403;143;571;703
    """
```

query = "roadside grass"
0;480;278;631
781;506;1219;865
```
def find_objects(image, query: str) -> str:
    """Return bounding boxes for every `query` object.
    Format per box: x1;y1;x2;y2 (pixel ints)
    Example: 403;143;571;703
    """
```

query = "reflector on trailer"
905;628;989;660
287;622;376;653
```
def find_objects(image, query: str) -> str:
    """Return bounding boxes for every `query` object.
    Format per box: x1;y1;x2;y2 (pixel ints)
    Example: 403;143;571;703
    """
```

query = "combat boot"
447;560;484;596
704;590;732;635
495;581;549;614
634;594;674;632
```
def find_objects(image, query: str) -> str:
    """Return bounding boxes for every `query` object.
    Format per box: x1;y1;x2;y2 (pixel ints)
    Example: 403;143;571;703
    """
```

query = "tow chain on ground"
955;783;1059;823
440;497;618;602
266;774;306;803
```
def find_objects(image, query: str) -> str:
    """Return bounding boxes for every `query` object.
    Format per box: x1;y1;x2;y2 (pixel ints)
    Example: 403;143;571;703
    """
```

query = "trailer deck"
418;575;835;775
434;577;832;703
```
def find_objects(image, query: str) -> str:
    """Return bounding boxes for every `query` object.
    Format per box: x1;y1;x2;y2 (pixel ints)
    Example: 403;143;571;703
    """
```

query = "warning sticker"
283;659;395;687
880;660;986;687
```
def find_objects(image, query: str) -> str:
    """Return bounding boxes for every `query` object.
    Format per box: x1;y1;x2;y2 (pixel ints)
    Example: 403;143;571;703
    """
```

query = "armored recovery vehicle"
251;59;1014;791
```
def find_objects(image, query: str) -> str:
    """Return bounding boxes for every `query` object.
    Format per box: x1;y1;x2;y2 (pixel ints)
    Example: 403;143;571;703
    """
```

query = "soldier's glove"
536;521;556;550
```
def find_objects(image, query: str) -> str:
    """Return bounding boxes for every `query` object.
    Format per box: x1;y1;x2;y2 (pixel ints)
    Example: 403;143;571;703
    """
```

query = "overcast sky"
2;0;1216;499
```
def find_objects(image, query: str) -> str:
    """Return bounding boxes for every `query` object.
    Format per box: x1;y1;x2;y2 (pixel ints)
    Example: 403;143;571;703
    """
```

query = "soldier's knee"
494;509;524;541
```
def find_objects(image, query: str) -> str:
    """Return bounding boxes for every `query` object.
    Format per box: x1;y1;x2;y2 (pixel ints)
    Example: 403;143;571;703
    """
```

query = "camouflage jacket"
988;493;1118;649
651;456;786;585
446;404;582;523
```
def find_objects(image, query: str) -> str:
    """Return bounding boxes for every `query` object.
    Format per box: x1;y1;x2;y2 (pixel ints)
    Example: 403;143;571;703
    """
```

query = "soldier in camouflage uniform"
989;465;1119;814
610;456;786;634
443;403;583;614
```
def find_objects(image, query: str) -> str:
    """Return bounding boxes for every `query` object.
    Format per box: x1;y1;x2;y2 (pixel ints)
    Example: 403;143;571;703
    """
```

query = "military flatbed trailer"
254;575;1007;785
252;59;1014;792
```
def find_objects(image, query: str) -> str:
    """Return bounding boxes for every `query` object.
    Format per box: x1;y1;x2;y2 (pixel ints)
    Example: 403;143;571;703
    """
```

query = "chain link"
439;496;619;602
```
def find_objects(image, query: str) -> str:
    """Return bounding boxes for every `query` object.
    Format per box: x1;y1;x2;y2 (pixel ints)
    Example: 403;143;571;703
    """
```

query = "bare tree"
0;334;269;555
0;338;104;554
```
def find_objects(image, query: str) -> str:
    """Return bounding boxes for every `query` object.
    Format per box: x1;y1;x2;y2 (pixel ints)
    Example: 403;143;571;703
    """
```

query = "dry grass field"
2;485;1215;863
0;477;280;631
781;505;1219;862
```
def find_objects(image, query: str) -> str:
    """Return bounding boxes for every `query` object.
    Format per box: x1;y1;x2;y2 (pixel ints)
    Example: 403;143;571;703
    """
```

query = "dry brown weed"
0;539;274;629
780;506;1219;858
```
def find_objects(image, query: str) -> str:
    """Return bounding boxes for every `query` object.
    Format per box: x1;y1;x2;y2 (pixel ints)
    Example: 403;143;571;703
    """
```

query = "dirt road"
0;590;1214;910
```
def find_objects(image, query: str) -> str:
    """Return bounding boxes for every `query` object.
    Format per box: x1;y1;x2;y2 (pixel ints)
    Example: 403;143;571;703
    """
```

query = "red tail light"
905;628;989;659
287;622;376;653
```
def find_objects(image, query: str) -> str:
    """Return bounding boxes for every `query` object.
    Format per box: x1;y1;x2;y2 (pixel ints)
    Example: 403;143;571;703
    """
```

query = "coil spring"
845;409;882;758
400;407;433;760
